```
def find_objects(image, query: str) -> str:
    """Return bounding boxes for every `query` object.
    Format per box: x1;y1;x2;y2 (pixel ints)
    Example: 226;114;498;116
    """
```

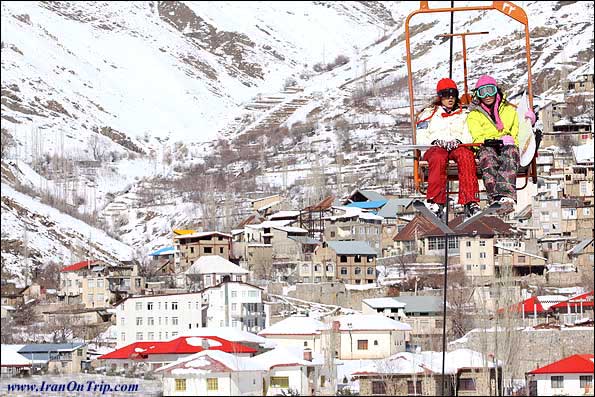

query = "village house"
352;349;502;396
308;240;378;285
184;255;249;290
331;314;411;360
252;346;331;396
58;260;144;308
114;292;204;347
1;345;32;377
173;230;232;273
17;343;87;375
98;335;257;373
201;281;266;333
323;206;384;255
258;316;328;354
362;296;444;350
157;349;267;396
526;354;594;396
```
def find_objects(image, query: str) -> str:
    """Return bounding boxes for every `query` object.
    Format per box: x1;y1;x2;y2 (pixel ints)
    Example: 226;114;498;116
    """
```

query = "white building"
332;314;412;360
527;354;594;396
252;346;330;396
258;316;329;353
202;281;266;333
158;350;267;396
185;256;249;290
114;292;204;347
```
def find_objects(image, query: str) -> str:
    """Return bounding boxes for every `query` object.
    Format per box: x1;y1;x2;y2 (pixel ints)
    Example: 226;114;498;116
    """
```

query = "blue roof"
345;200;388;209
149;246;176;256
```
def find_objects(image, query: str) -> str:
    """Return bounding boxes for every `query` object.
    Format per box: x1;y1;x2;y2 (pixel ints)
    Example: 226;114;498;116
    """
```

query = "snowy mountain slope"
1;0;395;151
1;179;134;285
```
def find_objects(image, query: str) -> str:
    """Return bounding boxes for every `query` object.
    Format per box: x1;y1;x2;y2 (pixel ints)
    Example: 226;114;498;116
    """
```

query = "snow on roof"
573;142;595;163
185;255;249;275
362;297;407;309
334;314;412;331
529;354;594;375
157;350;267;374
535;295;568;310
184;327;274;347
258;316;328;336
252;346;323;369
246;220;292;230
352;349;498;376
1;345;32;367
272;225;309;234
268;210;300;220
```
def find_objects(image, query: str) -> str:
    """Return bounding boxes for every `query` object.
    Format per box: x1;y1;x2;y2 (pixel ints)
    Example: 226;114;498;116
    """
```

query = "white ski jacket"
415;105;472;145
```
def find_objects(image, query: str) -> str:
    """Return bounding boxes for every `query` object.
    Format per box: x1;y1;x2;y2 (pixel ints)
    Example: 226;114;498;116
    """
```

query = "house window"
374;340;378;346
367;267;374;275
270;377;289;388
326;265;333;272
466;253;472;259
120;317;125;326
148;332;154;340
121;332;125;342
357;340;368;350
314;264;320;272
580;376;593;389
147;302;153;310
340;255;347;263
172;317;179;325
232;303;237;311
207;378;218;391
147;317;154;326
551;376;564;389
354;267;361;275
136;317;142;326
372;381;386;395
320;376;326;387
136;332;143;341
135;302;142;311
458;378;476;391
466;241;472;247
354;255;362;263
190;247;194;254
518;256;526;263
479;252;486;259
204;247;212;254
330;231;336;237
340;267;348;275
175;379;186;391
367;256;374;262
407;380;422;394
172;302;178;310
479;241;486;247
231;291;237;298
88;279;95;288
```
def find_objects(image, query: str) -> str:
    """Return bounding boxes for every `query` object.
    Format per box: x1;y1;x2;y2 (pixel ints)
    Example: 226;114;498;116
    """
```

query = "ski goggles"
476;84;498;98
437;88;458;98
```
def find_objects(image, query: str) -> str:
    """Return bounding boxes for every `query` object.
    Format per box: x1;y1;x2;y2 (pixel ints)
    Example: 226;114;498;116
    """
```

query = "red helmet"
436;78;457;93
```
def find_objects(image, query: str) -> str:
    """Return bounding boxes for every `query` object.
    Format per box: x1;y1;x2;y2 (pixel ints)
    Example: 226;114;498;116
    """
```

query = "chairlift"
405;1;539;194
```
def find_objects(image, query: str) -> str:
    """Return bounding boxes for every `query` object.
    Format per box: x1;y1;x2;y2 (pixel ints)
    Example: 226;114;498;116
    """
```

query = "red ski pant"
422;146;479;205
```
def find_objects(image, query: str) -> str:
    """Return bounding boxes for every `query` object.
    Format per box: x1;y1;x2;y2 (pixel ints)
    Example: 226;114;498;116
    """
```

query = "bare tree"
87;134;106;161
1;127;16;159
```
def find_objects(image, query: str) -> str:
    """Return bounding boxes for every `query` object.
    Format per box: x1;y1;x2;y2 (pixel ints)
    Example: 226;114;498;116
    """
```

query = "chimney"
303;348;312;362
201;338;210;350
332;321;340;332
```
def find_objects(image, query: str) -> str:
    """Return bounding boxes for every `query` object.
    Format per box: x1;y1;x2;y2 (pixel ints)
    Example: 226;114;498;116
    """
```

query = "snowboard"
516;91;536;167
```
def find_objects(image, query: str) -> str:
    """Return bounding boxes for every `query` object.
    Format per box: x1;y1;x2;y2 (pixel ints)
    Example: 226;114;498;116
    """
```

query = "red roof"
498;296;545;314
98;336;256;360
529;354;594;374
549;291;594;310
60;260;96;272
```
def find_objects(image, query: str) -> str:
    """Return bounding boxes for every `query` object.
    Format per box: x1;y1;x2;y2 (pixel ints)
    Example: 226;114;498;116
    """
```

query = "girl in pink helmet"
467;75;536;215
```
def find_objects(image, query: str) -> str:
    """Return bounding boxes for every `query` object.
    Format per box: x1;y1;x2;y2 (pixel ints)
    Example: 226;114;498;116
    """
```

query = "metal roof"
326;241;377;255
